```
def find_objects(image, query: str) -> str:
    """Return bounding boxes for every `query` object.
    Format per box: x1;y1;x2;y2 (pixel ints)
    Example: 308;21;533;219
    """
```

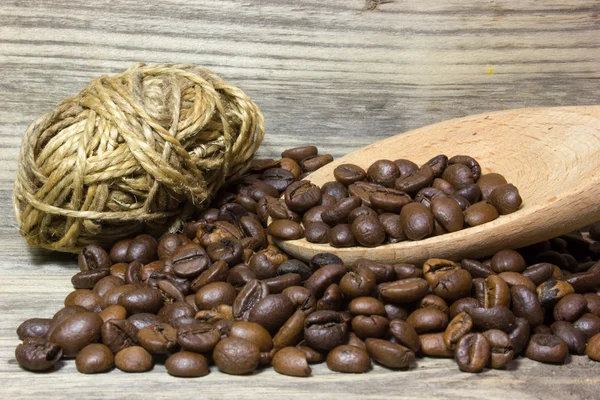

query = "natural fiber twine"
13;63;264;253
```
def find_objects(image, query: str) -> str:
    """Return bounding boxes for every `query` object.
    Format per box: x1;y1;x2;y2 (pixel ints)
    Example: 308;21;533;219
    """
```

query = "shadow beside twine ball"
13;63;264;253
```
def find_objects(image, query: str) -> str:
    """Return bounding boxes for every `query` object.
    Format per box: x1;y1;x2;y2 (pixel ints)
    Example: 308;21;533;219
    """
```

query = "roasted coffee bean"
483;275;511;308
127;313;160;331
157;233;186;260
400;203;434;241
233;280;269;320
565;271;600;293
393;159;419;177
94;276;125;298
236;193;259;213
109;263;127;282
351;315;389;339
282;286;317;315
124;261;143;285
366;160;400;187
419;333;455;357
444;312;473;350
302;205;329;225
388;320;421;353
584;293;600;317
422;155;448;178
448;155;481;181
442;163;475;189
126;235;158;264
273;310;306;349
317;283;343;311
301;154;333;172
304;311;347;351
248;181;279;201
395;165;434;195
279;157;302;178
190;261;229;292
348;297;386;316
276;260;312;282
456;184;481;205
119;287;163;315
304;222;331;244
198;221;243;248
423;259;472;303
65;289;102;312
285;181;322;213
537;278;575;305
366;338;415;369
460;259;494;279
553;293;587;322
468;306;515;332
378;278;430;304
17;318;52;340
261;168;296;192
431;197;464;233
71;268;111;290
348;205;378;224
482;329;513;369
321;181;349;201
392;263;421;280
573;313;600;340
272;346;311;377
177;322;220;353
418;295;448;314
414;187;446;209
455;333;490;373
206;238;244;267
507;317;530;355
248;294;296;334
305;263;347;298
194;282;236;310
229;321;273;352
368;188;411;214
511;285;544;328
350;215;386;247
464;201;498;226
114;346;153;372
378;213;404;242
165;351;209;377
15;337;62;371
281;146;318;163
472;278;486;306
449;298;480;319
265;196;299;222
328;224;356;247
263;274;302;294
522;263;555;286
339;267;377;299
322;196;360;225
268;220;304;240
98;304;127;323
79;244;111;272
497;272;536;292
491;250;526;273
213;337;260;375
477;173;508;200
326;345;371;373
551;321;586;354
534;325;552;335
172;243;210;279
75;343;114;374
157;302;195;327
432;178;455;195
49;312;103;358
406;308;448;334
101;319;139;354
354;258;396;283
309;252;343;271
489;184;522;214
586;333;600;361
334;164;367;186
525;334;568;364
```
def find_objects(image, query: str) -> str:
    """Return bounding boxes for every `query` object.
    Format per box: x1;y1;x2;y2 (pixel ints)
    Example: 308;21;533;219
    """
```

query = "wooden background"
1;0;600;398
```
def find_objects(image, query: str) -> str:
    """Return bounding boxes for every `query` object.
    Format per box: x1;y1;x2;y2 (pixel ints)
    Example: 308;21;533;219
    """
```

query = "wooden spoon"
275;106;600;264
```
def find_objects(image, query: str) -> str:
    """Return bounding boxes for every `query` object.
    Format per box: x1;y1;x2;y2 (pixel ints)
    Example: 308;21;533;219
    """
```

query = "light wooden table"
1;1;600;398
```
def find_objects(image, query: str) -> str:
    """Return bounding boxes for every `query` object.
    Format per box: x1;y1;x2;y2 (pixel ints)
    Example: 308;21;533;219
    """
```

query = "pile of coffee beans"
13;146;600;377
266;152;522;247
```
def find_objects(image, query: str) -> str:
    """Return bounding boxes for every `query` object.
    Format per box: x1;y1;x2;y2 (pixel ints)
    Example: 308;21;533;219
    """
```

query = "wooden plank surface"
1;0;600;398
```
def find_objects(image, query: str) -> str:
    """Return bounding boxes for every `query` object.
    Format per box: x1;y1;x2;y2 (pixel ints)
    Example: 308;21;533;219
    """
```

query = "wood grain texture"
1;0;600;398
278;105;600;264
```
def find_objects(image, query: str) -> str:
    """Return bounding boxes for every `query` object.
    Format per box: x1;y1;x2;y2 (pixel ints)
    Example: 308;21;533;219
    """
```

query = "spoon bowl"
275;106;600;264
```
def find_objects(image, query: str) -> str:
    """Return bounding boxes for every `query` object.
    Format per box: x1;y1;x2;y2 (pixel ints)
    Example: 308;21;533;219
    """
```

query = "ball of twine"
14;63;264;253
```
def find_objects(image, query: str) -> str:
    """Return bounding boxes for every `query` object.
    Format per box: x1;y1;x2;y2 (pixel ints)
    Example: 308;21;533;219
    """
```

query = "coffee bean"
101;319;139;353
165;351;209;377
550;321;586;354
15;337;62;371
482;329;513;369
322;196;361;225
482;275;510;308
351;215;386;247
317;283;343;311
176;322;221;353
511;285;544;328
272;347;311;377
98;304;127;323
17;318;52;340
455;333;490;373
301;154;333;172
213;337;260;375
552;293;586;323
79;244;111;272
395;165;434;195
282;286;317;315
75;344;114;374
448;155;481;181
366;338;415;369
464;201;500;228
423;155;448;178
114;346;153;372
393;159;419;176
127;313;160;331
537;278;575;305
229;321;273;352
71;269;111;290
305;263;347;298
423;259;472;303
431;197;464;232
233;279;269;320
444;312;473;350
321;181;349;201
525;334;568;364
522;263;555;286
65;289;102;312
400;203;434;241
442;163;475;189
351;315;389;339
348;297;385;316
273;310;306;349
366;160;399;187
468;306;515;332
304;222;331;244
378;277;430;304
419;332;455;357
48;312;103;358
171;243;210;279
137;323;177;354
261;168;296;192
194;282;236;310
584;293;600;317
573;313;600;340
489;184;522;214
406;308;448;334
586;333;600;361
281;146;318;163
126;234;157;264
477;173;508;200
326;345;371;373
268;220;304;240
304;310;347;351
456;184;481;205
449;298;480;319
119;287;163;315
94;275;125;298
354;258;396;283
334;164;367;186
506;317;530;355
565;271;600;293
491;250;526;273
284;181;322;213
248;294;296;334
387;320;420;353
